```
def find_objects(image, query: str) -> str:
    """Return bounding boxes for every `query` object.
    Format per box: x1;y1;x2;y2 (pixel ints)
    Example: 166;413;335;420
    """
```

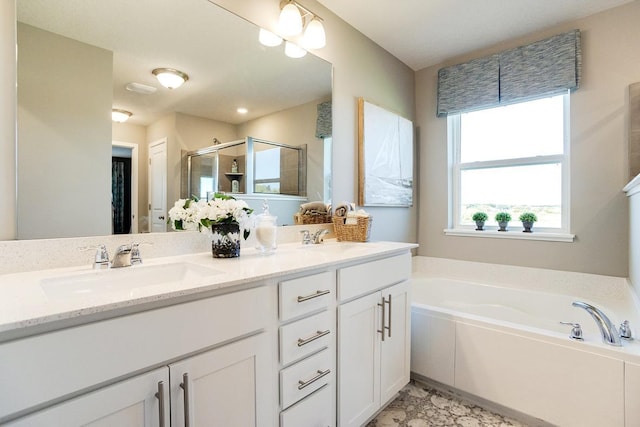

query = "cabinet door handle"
297;329;331;347
155;381;166;427
297;289;330;302
298;368;331;390
377;296;386;342
385;294;392;339
180;373;190;427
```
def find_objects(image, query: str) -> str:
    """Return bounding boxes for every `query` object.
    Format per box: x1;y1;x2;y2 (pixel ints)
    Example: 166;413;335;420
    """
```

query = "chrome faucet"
312;229;329;244
300;229;329;245
111;243;141;268
572;301;622;347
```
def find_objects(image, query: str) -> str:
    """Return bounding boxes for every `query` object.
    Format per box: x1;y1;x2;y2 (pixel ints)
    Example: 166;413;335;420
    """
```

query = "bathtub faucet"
572;301;622;347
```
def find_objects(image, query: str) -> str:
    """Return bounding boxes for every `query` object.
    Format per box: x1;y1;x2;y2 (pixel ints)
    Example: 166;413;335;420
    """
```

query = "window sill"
443;228;575;242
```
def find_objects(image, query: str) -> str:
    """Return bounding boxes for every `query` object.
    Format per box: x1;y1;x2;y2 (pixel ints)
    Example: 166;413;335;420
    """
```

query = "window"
449;93;570;236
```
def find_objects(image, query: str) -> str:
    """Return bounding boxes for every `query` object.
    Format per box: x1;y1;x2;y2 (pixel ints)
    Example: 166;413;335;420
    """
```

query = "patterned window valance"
437;29;581;117
316;101;332;138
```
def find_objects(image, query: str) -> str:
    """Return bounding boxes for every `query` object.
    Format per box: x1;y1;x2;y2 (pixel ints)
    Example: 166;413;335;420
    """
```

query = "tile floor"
366;381;529;427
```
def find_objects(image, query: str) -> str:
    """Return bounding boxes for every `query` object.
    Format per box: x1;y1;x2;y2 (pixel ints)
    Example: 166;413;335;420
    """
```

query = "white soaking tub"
410;256;640;427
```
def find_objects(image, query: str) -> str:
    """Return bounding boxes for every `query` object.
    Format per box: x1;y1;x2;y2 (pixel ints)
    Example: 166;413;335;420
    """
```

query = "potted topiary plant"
472;212;488;231
495;212;511;231
519;212;538;233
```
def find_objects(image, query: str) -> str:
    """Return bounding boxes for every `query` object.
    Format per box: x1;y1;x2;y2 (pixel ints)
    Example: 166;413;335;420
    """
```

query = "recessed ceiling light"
237;107;248;114
125;82;157;95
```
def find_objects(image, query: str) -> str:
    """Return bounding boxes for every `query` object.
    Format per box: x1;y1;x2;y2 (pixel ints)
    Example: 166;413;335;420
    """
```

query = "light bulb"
303;18;326;49
258;28;283;47
278;2;303;36
284;41;307;58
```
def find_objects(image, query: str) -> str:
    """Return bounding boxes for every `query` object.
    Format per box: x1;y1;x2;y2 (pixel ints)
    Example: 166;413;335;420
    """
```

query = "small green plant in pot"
495;212;511;231
519;212;538;233
472;212;488;231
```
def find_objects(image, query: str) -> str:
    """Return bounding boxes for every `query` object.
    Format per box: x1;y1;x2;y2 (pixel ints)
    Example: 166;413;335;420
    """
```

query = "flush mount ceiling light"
277;0;326;49
112;109;132;123
259;28;283;47
152;68;189;89
284;41;307;58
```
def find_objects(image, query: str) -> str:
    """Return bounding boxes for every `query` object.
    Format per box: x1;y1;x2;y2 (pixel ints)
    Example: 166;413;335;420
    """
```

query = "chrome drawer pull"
386;294;392;338
180;373;190;427
155;381;166;427
297;289;330;302
377;296;386;342
298;368;331;390
297;329;331;347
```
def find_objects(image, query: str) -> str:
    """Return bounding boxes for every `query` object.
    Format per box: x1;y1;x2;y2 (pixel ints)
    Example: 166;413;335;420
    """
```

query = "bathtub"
410;257;640;427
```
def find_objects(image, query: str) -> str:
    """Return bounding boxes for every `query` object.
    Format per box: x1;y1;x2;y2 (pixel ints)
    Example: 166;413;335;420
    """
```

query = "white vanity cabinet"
337;253;411;427
278;270;336;427
0;286;275;426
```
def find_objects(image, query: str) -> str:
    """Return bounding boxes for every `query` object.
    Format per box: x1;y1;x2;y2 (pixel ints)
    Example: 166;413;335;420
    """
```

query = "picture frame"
358;98;414;207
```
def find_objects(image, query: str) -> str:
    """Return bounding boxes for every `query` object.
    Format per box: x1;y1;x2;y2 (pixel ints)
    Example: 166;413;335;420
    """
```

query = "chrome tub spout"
572;301;622;347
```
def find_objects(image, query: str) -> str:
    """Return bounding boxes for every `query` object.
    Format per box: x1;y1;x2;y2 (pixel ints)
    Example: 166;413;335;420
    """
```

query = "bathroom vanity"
0;240;415;426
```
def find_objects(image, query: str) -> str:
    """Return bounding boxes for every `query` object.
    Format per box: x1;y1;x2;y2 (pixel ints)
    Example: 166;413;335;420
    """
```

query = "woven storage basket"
294;213;332;225
332;216;372;242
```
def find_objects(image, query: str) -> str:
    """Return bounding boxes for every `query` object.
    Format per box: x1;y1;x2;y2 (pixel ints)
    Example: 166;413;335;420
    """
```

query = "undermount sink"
40;262;225;299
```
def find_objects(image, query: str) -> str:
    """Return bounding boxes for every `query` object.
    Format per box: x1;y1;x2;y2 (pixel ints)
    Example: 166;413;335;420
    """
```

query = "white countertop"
0;240;416;340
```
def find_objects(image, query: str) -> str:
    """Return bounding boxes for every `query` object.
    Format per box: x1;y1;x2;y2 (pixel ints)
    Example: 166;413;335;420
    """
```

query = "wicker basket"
294;213;332;225
332;216;372;242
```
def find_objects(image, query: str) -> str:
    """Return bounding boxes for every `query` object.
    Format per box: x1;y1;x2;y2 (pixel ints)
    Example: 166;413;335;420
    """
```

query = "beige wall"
213;0;417;243
416;1;640;277
17;23;112;239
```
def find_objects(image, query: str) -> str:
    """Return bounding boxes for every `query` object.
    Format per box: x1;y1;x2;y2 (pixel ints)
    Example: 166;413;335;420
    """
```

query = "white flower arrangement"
168;193;254;239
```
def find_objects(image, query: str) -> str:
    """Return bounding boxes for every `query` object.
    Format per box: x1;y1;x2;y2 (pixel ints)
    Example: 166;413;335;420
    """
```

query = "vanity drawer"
280;348;332;409
338;252;411;302
280;384;334;427
280;271;335;321
280;311;332;366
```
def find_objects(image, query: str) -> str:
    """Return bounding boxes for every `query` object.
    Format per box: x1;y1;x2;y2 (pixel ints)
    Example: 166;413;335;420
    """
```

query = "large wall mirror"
15;0;332;240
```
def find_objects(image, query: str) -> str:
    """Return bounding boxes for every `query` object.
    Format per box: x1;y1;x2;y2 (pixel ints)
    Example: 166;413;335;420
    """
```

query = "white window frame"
445;93;574;242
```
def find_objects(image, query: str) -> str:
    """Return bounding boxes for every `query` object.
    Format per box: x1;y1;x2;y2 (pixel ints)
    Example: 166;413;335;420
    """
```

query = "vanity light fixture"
284;41;307;58
277;0;326;49
259;28;283;47
152;68;189;89
112;109;132;123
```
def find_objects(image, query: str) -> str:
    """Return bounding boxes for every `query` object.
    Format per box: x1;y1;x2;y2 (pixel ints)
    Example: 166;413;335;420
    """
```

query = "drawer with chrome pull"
279;271;335;321
280;310;331;366
280;348;332;409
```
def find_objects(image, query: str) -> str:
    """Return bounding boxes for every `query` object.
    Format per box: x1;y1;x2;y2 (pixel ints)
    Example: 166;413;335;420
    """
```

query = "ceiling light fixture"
112;109;132;123
152;68;189;89
259;28;283;47
284;41;307;58
277;1;326;49
237;107;248;114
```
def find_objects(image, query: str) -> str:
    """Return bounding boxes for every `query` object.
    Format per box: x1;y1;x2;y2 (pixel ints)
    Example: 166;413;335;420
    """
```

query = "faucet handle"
559;322;584;341
299;229;312;244
79;244;110;269
131;243;142;265
620;320;633;340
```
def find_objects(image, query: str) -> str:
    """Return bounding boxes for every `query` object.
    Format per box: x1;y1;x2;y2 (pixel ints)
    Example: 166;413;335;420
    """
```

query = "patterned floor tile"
366;382;529;427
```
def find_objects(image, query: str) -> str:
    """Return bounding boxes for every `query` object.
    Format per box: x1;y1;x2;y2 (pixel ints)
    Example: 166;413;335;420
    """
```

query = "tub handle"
560;321;584;341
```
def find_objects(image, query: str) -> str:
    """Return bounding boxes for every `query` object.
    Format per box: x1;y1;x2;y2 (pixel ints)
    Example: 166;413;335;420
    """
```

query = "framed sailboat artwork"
358;98;414;206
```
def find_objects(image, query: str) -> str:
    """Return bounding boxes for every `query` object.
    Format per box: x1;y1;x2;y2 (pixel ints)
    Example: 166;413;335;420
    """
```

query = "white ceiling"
317;0;634;70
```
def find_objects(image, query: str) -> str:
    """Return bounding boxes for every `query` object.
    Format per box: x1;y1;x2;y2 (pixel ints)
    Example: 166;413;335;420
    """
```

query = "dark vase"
211;222;241;258
475;220;485;231
522;221;534;233
498;221;509;231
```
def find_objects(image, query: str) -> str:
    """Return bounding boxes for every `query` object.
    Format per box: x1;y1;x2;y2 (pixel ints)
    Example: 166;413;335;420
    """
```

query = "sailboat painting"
358;98;413;206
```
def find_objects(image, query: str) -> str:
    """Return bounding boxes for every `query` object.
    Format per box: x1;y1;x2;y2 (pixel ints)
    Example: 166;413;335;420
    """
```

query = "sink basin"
40;262;224;299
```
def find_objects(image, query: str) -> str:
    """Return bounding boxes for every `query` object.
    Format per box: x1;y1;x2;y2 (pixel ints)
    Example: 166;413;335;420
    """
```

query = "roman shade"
316;101;332;138
437;29;582;117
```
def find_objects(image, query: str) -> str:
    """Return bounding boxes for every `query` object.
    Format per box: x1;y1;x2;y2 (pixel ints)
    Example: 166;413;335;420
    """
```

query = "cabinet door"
6;367;169;427
379;281;410;404
337;292;381;427
170;333;272;427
